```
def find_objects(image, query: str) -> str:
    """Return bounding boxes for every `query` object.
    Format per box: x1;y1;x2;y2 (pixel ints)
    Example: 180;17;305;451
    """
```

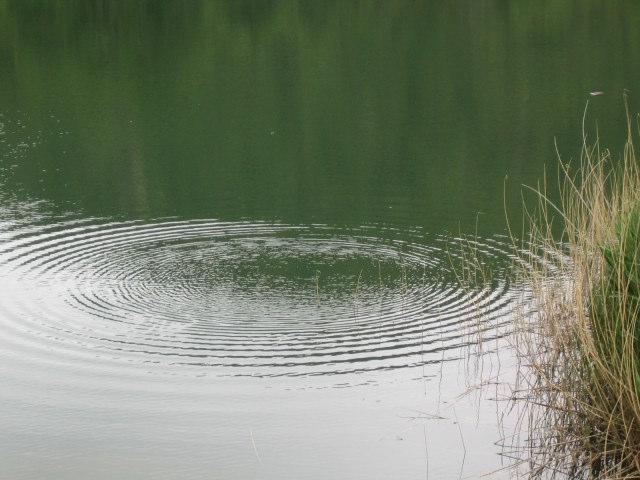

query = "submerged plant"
511;98;640;479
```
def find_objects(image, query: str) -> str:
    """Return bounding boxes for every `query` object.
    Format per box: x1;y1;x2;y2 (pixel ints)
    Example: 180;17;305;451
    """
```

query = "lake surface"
0;2;638;479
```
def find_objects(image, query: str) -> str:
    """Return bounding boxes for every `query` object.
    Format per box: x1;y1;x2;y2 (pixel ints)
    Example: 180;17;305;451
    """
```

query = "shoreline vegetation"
511;97;640;478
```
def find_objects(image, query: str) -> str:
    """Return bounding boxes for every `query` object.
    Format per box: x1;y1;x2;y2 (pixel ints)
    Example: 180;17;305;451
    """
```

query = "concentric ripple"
0;218;517;377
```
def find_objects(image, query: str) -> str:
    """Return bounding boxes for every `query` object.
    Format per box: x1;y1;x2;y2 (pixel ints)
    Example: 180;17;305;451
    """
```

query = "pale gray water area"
0;206;520;479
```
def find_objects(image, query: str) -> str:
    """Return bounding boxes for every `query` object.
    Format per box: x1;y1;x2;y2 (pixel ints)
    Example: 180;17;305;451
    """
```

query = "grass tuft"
512;96;640;479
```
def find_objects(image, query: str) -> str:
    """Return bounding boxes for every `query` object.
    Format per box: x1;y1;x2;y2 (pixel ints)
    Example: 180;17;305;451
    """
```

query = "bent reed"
513;99;640;479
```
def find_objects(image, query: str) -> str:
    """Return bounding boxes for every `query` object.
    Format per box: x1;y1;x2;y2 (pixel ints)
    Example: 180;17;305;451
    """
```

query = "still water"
0;2;639;479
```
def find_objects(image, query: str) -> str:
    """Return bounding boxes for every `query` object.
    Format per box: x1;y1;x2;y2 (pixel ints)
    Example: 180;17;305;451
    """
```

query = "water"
0;2;639;479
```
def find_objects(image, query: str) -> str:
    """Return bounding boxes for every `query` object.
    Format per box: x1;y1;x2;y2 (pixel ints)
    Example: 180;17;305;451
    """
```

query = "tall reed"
512;98;640;478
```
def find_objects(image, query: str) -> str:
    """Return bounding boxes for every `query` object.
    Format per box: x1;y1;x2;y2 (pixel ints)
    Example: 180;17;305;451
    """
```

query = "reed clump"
513;100;640;479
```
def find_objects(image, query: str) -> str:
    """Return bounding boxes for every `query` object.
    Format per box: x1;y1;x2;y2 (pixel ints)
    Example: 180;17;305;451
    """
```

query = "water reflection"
0;215;514;377
1;1;638;230
0;198;519;479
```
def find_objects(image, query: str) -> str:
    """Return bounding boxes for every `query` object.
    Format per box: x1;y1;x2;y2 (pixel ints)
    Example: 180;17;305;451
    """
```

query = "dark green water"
1;1;638;230
0;2;638;479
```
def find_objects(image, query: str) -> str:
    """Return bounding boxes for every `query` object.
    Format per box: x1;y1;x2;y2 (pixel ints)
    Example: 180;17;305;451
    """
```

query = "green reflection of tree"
0;0;638;234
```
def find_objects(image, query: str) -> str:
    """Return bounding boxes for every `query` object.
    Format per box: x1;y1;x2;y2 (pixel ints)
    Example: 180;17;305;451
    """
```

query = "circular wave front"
0;218;516;377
